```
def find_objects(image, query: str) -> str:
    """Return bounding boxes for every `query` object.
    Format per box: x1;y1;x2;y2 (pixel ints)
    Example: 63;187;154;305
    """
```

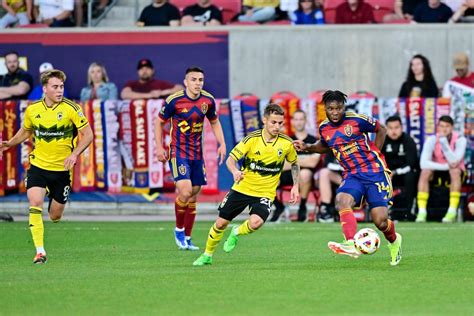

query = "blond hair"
87;62;109;86
41;69;66;86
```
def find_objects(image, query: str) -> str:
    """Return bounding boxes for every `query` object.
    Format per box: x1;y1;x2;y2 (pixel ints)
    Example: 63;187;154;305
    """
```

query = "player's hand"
0;141;11;152
156;146;167;162
288;185;299;205
232;170;244;183
64;153;78;170
293;140;307;152
217;144;226;165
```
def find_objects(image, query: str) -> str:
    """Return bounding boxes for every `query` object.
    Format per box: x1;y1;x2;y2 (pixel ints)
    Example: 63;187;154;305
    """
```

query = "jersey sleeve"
23;106;33;130
71;104;89;130
356;114;378;133
285;142;298;164
159;99;175;121
229;139;250;161
318;125;329;147
206;97;218;121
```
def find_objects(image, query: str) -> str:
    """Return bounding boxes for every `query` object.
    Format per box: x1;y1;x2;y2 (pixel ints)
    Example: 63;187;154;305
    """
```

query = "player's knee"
249;217;264;230
49;214;62;223
374;218;388;231
178;191;193;202
335;196;352;211
419;169;432;181
449;168;461;178
215;219;228;230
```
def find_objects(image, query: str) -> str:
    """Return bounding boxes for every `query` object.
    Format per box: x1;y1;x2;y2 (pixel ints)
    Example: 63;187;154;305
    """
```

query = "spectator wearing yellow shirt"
0;0;32;28
238;0;280;23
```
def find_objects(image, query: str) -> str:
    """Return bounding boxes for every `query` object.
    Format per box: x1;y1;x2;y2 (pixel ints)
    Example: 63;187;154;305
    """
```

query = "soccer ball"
354;228;381;255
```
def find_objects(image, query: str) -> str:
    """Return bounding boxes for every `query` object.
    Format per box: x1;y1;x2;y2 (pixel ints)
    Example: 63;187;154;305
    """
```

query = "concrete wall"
229;24;474;98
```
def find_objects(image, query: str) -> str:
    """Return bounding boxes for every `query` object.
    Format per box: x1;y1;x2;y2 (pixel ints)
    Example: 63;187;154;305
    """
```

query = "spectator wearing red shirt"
335;0;375;24
450;52;474;88
120;58;183;100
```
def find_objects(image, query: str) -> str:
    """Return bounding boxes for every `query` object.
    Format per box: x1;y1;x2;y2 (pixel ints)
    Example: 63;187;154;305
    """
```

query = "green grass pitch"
1;221;473;315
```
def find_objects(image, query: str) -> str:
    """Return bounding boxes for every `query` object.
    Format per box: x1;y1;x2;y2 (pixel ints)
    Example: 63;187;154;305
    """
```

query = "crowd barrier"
0;85;473;196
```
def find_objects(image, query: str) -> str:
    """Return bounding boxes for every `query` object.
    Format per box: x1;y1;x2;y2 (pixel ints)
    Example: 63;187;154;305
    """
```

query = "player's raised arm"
374;122;387;150
293;139;330;154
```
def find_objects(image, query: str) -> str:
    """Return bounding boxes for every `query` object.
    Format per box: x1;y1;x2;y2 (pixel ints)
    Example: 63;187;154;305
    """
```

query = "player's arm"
154;117;167;162
294;139;330;154
226;155;244;183
374;122;387;150
64;125;93;170
0;127;33;151
210;119;226;165
420;136;449;171
289;162;300;204
298;153;320;169
439;136;467;166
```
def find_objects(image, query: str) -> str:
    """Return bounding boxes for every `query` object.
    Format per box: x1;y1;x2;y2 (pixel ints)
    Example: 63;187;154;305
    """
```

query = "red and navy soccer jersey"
158;89;218;160
319;112;389;176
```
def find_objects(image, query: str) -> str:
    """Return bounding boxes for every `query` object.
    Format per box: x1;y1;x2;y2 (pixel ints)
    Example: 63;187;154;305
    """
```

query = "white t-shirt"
34;0;74;20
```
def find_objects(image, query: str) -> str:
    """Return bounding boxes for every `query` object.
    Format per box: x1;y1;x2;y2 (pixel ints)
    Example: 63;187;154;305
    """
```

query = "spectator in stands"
413;0;453;23
80;62;118;101
181;0;222;26
448;0;474;22
317;151;343;223
416;115;467;223
238;0;279;23
137;0;180;26
383;0;424;22
335;0;375;24
0;0;32;28
444;52;474;89
28;62;70;100
398;54;439;98
34;0;74;27
269;109;320;222
120;58;183;100
381;115;419;220
0;51;33;100
289;0;324;24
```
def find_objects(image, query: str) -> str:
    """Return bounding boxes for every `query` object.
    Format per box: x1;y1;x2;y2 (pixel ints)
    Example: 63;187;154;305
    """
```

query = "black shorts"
218;189;273;222
26;165;71;204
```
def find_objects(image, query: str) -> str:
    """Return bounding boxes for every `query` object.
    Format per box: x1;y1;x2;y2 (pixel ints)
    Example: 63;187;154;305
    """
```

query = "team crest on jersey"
277;149;283;157
344;124;353;137
179;164;187;176
57;112;63;121
201;103;208;114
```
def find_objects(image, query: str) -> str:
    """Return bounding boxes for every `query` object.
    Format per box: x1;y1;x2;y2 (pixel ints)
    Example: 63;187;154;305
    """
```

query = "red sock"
339;208;357;240
382;219;397;243
184;202;197;237
175;198;187;229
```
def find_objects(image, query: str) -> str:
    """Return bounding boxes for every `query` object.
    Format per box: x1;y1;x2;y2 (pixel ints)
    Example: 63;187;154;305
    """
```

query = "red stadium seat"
308;90;327;103
172;0;241;24
270;90;298;102
233;92;259;101
349;90;376;99
323;0;346;24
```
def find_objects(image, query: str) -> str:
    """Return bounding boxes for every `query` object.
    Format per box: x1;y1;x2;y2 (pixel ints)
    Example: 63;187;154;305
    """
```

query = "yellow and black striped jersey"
229;130;298;200
23;98;89;171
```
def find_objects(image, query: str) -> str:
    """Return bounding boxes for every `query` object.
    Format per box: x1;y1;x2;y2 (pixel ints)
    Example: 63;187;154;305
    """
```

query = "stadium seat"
366;0;395;23
323;0;346;24
270;90;299;102
172;0;241;24
233;92;259;101
348;90;376;99
308;90;327;103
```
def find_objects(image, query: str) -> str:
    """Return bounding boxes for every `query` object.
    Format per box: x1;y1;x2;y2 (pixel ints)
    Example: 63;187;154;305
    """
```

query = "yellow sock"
204;224;225;256
449;192;461;210
417;192;429;210
29;207;44;249
236;220;255;236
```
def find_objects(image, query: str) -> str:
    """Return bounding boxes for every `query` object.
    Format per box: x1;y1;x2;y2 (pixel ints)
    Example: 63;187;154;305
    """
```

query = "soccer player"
294;90;402;266
0;69;93;264
193;103;300;266
155;66;226;250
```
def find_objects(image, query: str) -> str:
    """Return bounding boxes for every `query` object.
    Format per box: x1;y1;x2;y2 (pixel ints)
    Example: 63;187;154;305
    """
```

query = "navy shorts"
169;157;207;186
336;171;393;209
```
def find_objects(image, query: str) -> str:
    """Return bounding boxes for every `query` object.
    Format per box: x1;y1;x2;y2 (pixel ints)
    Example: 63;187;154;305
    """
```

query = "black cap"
137;58;153;70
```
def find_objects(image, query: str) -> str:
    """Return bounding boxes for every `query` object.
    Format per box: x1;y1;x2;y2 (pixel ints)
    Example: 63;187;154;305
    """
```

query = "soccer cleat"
328;240;360;258
441;212;456;223
415;213;427;223
33;253;47;264
192;253;212;266
387;233;402;266
223;227;239;253
174;229;187;250
186;238;199;251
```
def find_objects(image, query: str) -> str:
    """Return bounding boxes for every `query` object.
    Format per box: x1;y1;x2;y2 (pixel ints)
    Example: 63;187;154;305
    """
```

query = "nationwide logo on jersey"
179;164;187;176
344;124;353;137
57;112;63;121
201;102;208;114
